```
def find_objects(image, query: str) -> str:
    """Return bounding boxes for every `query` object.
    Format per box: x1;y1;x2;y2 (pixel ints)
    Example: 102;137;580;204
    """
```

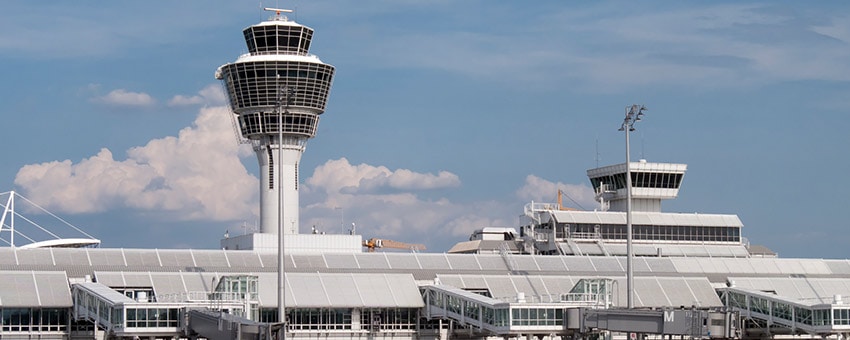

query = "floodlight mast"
619;104;646;309
277;85;294;332
215;6;336;335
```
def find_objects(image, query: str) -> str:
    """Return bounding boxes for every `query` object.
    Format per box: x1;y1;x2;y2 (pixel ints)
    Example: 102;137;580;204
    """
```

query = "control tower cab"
588;160;687;212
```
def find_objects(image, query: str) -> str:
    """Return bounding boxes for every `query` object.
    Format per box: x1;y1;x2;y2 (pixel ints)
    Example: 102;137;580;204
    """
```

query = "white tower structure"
216;9;335;236
587;160;687;212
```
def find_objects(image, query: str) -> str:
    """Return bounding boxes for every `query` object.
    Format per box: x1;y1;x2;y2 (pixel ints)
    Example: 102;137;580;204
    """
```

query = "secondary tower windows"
589;172;683;191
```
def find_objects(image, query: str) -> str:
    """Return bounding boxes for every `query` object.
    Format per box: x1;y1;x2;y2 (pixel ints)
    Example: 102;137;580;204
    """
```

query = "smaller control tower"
587;160;687;212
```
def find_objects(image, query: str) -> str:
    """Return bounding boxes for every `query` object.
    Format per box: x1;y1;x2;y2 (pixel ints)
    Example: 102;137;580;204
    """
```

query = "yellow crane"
362;238;426;252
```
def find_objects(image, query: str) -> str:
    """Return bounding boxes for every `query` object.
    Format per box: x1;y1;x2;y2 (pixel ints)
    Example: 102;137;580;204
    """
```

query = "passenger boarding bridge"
421;278;738;339
71;276;258;339
718;277;850;338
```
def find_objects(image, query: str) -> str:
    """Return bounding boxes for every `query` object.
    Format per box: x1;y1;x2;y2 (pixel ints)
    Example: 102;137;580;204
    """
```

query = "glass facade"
221;61;335;112
1;308;68;332
244;24;313;55
511;308;563;326
590;171;683;191
288;308;352;330
125;308;180;328
557;222;741;243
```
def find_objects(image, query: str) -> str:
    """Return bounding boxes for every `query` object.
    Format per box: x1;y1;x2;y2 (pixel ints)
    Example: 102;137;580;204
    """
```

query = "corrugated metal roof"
436;274;720;307
0;271;72;307
728;277;850;304
281;272;424;308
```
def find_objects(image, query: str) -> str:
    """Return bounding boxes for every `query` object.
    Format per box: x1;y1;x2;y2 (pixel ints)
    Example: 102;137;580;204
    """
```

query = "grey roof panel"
592;258;623;272
157;249;195;267
226;251;264;268
122;249;161;268
484;276;520;301
0;271;71;307
684;278;723;307
118;272;154;287
16;249;49;266
540;276;576;295
435;275;465;288
633;278;665;307
325;253;360;269
645;258;676;273
416;254;450;270
475;255;508;271
825;260;850;275
192;250;231;268
150;273;187;297
510;256;540;272
386;253;420;270
354;253;390;269
52;248;90;266
657;277;694;306
536;256;567;272
93;271;126;287
446;254;481;270
89;249;127;266
261;272;423;308
182;272;220;292
563;257;596;272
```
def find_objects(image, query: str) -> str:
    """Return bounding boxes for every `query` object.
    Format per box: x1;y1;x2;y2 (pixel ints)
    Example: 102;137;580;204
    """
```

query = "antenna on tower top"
595;135;600;168
264;7;293;20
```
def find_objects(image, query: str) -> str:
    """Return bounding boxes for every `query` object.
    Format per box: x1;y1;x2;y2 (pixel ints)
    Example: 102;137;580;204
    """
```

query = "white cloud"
516;175;597;211
300;158;509;246
299;159;597;250
92;89;156;107
14;106;258;221
306;158;460;196
169;84;227;107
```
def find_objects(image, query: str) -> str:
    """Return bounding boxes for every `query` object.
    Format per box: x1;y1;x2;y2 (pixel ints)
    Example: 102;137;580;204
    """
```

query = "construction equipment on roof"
362;238;426;252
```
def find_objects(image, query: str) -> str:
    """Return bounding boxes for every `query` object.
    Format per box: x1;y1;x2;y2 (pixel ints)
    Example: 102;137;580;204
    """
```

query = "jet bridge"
568;307;738;339
421;282;738;339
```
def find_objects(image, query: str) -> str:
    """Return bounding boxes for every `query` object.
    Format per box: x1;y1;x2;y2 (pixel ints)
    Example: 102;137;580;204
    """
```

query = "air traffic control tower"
216;9;334;237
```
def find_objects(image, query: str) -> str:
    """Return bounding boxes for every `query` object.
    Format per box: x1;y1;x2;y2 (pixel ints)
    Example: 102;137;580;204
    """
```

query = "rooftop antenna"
264;7;293;20
640;132;645;160
595;136;600;168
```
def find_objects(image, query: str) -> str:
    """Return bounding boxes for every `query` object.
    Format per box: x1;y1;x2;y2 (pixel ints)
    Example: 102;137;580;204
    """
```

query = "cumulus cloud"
168;84;227;106
306;158;460;196
91;89;156;107
516;175;597;211
299;159;510;246
298;159;594;250
13;106;592;250
14;106;258;221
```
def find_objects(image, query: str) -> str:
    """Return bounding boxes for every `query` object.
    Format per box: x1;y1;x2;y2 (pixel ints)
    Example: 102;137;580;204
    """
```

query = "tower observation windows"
244;25;313;55
238;111;319;138
221;61;335;112
590;172;683;191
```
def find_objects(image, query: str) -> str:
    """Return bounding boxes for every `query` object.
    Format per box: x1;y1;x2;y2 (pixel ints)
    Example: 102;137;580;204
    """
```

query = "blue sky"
1;1;849;258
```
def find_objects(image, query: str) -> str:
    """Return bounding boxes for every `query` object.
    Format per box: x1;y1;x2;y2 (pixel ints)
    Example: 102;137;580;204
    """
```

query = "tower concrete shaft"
216;12;335;235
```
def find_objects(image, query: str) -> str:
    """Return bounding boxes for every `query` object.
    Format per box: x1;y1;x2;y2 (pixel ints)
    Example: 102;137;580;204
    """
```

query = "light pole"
619;104;645;309
277;85;294;332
